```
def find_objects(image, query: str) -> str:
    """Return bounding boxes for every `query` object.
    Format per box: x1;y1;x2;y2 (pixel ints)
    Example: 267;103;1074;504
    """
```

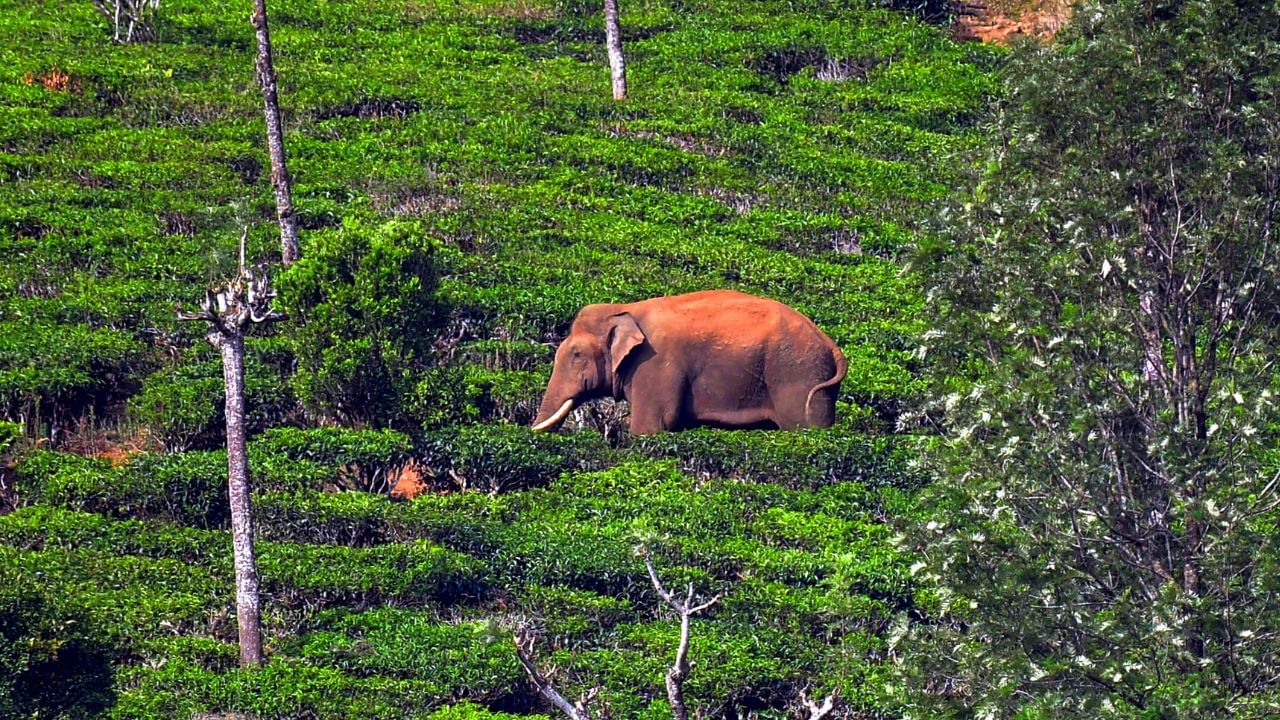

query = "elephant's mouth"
531;399;575;432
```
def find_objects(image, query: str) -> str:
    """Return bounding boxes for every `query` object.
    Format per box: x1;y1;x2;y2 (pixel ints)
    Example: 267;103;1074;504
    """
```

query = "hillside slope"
0;0;998;716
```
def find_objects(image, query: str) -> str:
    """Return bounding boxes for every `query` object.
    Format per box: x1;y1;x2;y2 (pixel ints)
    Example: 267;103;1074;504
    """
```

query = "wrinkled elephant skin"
531;290;847;435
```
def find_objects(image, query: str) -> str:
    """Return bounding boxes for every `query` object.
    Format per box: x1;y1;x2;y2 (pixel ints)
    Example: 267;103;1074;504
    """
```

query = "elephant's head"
531;309;645;432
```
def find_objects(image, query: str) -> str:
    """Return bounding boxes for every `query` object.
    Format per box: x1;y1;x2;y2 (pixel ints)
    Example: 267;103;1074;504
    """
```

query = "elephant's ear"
607;313;645;376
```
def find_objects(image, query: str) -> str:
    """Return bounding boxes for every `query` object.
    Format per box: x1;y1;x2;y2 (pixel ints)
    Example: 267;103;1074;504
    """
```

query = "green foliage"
420;424;613;493
0;506;487;612
413;365;549;429
253;488;508;554
0;584;116;719
109;657;469;720
898;1;1280;717
428;703;548;720
277;218;444;427
0;321;148;428
16;449;327;527
128;339;298;452
0;421;19;455
631;428;916;489
254;426;413;493
298;609;524;697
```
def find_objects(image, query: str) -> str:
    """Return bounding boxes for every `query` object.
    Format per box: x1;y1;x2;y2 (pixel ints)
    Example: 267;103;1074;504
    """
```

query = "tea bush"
298;609;525;698
254;488;509;554
629;428;916;489
278;219;446;427
109;657;464;720
254;426;413;493
17;449;328;527
0;584;117;719
0;507;488;610
419;424;614;494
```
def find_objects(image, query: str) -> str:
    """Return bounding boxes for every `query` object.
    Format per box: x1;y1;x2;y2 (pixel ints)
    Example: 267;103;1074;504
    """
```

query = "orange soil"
952;1;1069;44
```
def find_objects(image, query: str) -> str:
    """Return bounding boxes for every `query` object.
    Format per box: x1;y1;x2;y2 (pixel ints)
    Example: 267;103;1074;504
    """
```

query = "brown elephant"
531;289;847;435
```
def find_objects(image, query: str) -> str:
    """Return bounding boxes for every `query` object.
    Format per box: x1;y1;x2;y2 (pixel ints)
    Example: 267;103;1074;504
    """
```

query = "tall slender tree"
251;0;300;265
602;0;626;100
180;234;283;667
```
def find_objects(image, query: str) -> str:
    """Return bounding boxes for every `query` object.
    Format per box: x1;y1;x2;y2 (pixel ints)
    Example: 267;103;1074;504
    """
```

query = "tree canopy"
899;0;1280;717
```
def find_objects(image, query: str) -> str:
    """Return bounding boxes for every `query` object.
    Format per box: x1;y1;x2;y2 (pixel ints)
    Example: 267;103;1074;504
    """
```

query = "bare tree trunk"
180;242;281;669
602;0;626;101
217;332;264;667
251;0;300;265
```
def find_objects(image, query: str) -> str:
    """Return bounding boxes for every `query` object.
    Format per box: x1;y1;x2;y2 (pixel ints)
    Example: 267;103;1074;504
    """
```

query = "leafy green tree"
278;219;444;428
896;1;1280;717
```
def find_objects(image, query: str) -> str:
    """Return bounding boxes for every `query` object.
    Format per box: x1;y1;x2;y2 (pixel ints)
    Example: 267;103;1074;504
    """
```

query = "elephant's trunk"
531;398;575;432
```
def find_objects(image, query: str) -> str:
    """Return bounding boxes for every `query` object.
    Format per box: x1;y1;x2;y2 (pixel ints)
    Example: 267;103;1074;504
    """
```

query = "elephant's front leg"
625;365;687;435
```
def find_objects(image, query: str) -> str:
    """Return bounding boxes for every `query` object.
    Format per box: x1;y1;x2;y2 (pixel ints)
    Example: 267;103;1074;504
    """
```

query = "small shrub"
278;219;446;427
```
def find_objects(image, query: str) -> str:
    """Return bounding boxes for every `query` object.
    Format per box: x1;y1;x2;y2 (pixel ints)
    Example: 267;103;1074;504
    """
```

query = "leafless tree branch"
512;626;593;720
638;545;721;720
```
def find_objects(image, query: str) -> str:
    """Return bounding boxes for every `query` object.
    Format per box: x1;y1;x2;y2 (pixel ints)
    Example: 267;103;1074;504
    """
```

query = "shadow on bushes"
0;586;116;718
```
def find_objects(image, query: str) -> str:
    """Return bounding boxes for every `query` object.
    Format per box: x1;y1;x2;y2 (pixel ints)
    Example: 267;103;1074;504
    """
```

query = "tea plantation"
0;0;998;716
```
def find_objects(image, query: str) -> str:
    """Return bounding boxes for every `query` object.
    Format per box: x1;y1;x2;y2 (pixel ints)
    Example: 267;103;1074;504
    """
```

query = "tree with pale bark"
179;233;283;668
602;0;626;101
250;0;300;265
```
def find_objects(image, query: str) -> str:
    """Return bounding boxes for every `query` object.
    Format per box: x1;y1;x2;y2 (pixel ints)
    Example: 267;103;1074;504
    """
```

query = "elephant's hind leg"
771;383;836;429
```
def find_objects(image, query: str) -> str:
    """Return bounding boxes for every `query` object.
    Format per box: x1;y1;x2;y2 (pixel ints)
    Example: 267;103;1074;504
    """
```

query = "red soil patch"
22;65;82;93
389;459;431;499
952;1;1069;44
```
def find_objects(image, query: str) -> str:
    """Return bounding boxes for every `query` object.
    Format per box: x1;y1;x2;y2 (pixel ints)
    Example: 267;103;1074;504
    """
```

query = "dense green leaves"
899;0;1280;717
279;219;445;426
0;584;116;719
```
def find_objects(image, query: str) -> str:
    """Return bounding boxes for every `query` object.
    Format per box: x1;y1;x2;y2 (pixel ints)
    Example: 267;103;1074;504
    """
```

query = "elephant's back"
634;290;788;339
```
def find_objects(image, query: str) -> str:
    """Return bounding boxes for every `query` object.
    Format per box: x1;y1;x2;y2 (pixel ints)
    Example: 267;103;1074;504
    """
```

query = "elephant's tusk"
531;399;575;432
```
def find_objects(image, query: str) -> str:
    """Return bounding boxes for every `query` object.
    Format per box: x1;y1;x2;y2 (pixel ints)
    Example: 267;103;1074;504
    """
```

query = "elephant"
531;289;847;435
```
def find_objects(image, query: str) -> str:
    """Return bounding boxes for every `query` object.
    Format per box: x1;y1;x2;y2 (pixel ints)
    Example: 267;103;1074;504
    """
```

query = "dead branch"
177;232;284;346
800;689;836;720
513;626;593;720
638;546;722;720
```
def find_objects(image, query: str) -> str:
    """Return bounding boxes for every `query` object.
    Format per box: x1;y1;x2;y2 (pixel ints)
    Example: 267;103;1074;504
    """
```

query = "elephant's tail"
804;344;848;426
